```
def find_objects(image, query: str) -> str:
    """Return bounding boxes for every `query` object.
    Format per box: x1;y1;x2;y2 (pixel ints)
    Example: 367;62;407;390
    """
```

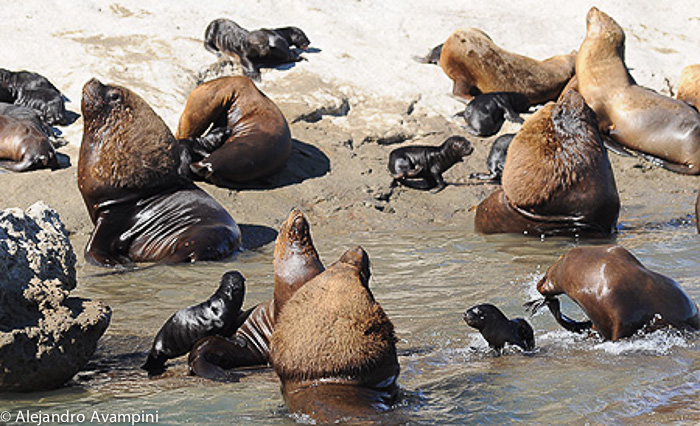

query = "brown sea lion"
439;28;576;105
0;114;58;172
78;78;241;266
475;89;620;236
677;64;700;111
576;8;700;175
176;76;292;188
188;209;324;379
526;245;700;341
270;246;399;423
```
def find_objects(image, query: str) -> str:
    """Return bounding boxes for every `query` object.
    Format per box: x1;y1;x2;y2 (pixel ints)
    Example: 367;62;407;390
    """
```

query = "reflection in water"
2;224;699;424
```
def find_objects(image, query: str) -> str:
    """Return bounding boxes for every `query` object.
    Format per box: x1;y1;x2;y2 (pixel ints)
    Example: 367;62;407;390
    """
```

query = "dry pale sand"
0;0;699;245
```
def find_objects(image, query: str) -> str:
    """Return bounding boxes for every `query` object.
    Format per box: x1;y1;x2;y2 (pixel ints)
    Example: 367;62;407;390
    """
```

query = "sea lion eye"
109;92;121;102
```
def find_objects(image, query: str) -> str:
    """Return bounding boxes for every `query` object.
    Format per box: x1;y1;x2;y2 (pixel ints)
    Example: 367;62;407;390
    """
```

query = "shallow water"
2;218;700;425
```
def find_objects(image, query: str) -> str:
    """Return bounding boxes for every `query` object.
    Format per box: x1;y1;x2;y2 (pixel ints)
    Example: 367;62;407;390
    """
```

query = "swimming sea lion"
78;78;241;265
176;76;292;188
439;28;576;105
677;64;700;111
270;246;399;423
142;270;247;375
576;7;700;174
0;114;58;172
188;209;324;379
475;89;620;236
469;133;514;183
463;303;535;353
526;245;700;340
461;92;529;137
388;135;473;192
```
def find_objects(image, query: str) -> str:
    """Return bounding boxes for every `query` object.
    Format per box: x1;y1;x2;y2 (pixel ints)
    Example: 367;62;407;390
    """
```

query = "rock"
0;202;111;392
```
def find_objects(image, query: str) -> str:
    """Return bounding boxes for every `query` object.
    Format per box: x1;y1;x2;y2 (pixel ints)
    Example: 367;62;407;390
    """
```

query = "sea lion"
0;114;58;172
176;76;292;188
270;246;399;423
78;78;241;266
526;245;700;341
204;18;270;81
248;26;310;65
460;92;529;137
469;133;514;183
463;303;535;353
142;270;247;375
188;209;324;379
677;64;700;111
413;43;443;65
439;28;576;105
0;69;71;126
474;89;620;237
576;8;700;175
0;102;66;147
388;135;473;192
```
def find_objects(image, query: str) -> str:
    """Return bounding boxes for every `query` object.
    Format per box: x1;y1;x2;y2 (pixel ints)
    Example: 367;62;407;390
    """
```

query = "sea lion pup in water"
142;271;247;375
0;114;58;172
474;89;620;237
439;28;576;105
576;8;700;174
176;76;292;188
677;64;700;111
526;245;700;341
188;209;325;380
388;135;473;192
270;246;399;423
78;78;241;266
463;303;535;353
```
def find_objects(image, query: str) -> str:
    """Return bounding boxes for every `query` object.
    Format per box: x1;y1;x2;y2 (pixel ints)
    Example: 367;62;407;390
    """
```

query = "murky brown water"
1;216;699;425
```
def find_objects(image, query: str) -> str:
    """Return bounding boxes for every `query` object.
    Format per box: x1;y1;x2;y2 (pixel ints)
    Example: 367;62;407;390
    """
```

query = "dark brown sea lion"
576;8;700;175
0;102;66;147
175;76;292;188
248;26;310;65
388;135;473;192
677;64;700;111
526;245;700;341
439;28;576;105
78;78;241;266
474;89;620;237
463;303;534;353
188;209;324;379
142;271;247;375
270;246;399;423
0;114;58;172
460;92;529;137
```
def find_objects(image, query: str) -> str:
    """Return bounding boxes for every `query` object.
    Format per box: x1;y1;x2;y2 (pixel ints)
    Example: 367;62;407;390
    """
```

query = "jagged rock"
0;202;111;392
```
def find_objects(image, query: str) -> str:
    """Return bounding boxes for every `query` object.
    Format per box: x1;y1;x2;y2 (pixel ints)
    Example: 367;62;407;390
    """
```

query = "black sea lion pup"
188;209;325;380
142;271;247;375
463;304;534;353
0;115;58;172
388;135;473;192
0;103;67;147
204;18;270;81
461;92;529;137
270;246;399;423
14;87;70;126
470;133;514;183
526;245;700;340
78;78;241;265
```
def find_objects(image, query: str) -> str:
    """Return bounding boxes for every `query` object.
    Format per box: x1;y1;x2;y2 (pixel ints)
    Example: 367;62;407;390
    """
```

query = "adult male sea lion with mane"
474;90;619;236
78;78;241;266
576;7;700;174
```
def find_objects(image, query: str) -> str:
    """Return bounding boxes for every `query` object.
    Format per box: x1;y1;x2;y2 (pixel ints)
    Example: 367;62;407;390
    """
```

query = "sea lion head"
586;7;625;55
444;135;474;158
287;27;310;50
337;246;371;289
79;78;181;200
274;209;317;262
216;270;246;306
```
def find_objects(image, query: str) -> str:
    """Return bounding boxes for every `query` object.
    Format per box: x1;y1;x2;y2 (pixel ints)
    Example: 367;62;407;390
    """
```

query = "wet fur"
470;133;513;183
463;303;535;352
461;92;529;137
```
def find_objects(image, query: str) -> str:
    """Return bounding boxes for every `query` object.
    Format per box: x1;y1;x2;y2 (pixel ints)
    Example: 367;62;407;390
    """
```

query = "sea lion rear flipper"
545;297;593;333
634;151;700;175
